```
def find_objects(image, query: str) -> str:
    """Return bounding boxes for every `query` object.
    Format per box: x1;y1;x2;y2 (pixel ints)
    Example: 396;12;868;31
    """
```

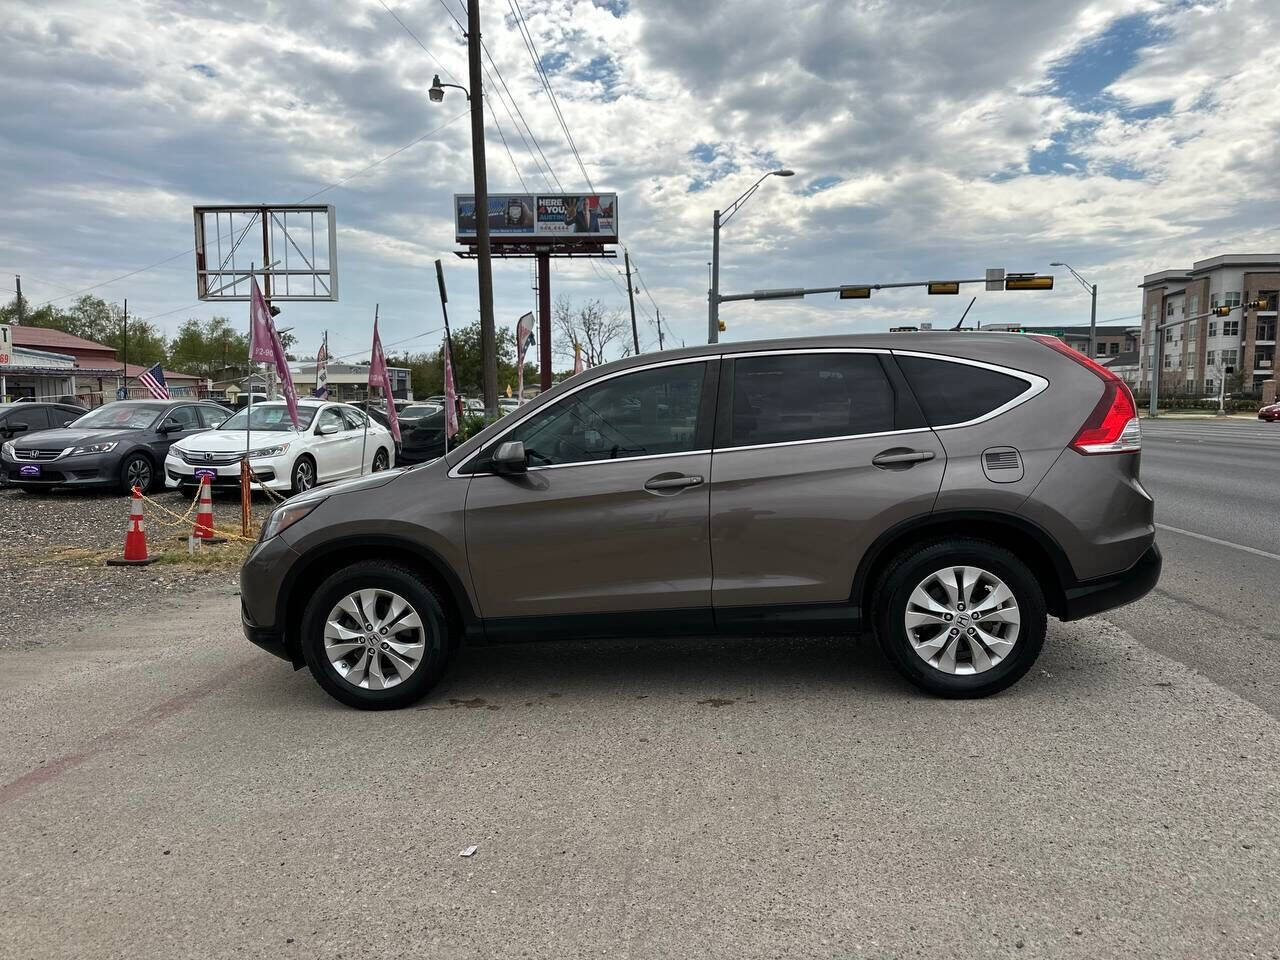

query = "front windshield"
70;404;166;431
402;404;442;418
218;405;317;432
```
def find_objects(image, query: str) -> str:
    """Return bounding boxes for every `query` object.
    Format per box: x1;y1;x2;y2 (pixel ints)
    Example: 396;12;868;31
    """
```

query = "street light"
429;74;470;102
709;169;795;343
427;4;499;417
1050;261;1098;358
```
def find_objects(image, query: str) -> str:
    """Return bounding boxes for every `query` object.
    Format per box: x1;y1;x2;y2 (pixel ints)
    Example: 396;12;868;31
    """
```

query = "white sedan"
164;399;395;495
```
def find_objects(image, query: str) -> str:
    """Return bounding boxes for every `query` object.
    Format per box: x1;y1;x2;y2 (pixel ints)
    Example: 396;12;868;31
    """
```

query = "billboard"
456;193;617;243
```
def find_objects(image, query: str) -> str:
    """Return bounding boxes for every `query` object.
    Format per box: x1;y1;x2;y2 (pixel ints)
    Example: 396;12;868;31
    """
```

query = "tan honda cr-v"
240;332;1160;709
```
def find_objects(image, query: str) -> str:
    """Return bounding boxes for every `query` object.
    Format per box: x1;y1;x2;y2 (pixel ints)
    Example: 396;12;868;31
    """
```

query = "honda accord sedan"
1;399;227;492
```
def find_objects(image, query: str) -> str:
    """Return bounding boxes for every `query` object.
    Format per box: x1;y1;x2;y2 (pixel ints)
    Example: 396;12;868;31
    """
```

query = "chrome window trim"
448;355;711;478
717;427;932;455
889;349;1048;430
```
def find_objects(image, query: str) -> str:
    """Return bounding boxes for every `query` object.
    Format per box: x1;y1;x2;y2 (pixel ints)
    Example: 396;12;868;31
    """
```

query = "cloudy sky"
1;0;1277;367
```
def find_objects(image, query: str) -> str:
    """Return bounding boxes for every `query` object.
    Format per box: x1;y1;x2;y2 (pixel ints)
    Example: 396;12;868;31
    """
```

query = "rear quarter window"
895;354;1030;427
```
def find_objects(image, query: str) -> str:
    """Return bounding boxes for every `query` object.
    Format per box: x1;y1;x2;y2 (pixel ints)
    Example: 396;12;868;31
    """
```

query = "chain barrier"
132;485;261;544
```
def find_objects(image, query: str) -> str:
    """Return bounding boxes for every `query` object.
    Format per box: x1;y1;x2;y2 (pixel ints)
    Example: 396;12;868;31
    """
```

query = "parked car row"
0;397;395;495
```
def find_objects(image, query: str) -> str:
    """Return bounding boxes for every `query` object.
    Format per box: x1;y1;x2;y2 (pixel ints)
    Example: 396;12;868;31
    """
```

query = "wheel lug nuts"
943;614;953;622
949;628;959;636
967;628;976;636
957;603;965;611
380;627;387;635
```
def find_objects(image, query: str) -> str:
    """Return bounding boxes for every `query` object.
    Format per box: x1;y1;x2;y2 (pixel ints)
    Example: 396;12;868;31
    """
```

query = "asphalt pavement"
1104;417;1280;718
2;419;1279;959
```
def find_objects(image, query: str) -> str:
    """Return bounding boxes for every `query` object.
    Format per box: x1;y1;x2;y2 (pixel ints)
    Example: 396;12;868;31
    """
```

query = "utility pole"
1089;282;1098;358
624;249;640;355
466;0;498;417
708;210;721;344
122;298;128;397
656;309;665;350
14;276;23;324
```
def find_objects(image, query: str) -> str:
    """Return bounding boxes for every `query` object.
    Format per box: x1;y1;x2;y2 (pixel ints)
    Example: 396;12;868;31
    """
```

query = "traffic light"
1212;305;1232;317
1005;274;1054;291
1245;299;1270;310
927;282;960;295
718;319;726;332
839;286;871;300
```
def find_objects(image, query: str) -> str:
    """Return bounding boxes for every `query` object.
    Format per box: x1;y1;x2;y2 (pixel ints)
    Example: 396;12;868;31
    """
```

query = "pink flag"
249;277;299;429
368;317;401;444
573;340;584;375
443;336;459;438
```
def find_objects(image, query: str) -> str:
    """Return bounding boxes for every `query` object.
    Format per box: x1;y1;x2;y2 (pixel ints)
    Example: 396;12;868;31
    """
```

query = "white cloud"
0;0;1276;363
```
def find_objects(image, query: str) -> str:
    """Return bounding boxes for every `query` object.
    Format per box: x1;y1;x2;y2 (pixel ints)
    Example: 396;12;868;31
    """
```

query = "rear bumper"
1060;542;1162;621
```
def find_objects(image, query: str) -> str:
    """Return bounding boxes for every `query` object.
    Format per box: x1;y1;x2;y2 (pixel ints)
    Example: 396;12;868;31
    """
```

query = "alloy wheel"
323;588;427;690
904;565;1021;675
127;458;151;490
372;450;388;472
294;460;315;491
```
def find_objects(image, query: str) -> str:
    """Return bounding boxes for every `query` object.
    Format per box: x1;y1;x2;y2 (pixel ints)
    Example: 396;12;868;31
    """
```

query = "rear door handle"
644;474;704;491
872;449;936;467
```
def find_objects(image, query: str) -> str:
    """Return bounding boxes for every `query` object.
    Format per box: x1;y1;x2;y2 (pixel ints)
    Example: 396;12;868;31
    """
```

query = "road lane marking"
1156;523;1280;562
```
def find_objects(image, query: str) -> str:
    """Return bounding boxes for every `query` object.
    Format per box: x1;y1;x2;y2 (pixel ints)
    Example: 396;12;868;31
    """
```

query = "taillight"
1031;335;1141;455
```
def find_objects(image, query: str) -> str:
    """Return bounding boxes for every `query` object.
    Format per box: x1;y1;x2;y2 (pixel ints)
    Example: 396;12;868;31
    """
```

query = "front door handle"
872;449;936;468
644;474;704;491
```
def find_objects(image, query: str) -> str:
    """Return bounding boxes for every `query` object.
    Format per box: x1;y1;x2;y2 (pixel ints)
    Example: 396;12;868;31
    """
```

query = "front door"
463;359;717;624
710;350;946;614
311;406;356;481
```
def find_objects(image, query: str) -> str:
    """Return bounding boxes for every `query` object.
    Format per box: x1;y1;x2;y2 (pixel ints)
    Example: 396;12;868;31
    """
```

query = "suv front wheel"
300;561;454;709
873;538;1046;698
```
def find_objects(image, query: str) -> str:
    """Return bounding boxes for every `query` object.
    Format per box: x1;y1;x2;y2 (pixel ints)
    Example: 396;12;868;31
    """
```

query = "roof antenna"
953;296;977;331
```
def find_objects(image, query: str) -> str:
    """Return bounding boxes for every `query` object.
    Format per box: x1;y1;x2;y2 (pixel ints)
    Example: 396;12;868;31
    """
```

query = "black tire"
119;452;155;493
290;455;317;495
371;447;390;472
872;538;1046;698
300;560;454;710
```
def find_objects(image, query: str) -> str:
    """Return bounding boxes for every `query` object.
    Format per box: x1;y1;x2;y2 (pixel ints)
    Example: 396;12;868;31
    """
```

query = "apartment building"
1139;255;1280;394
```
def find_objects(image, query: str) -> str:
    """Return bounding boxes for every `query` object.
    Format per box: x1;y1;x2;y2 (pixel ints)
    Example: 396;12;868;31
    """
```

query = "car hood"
10;427;138;450
284;466;405;507
175;429;300;453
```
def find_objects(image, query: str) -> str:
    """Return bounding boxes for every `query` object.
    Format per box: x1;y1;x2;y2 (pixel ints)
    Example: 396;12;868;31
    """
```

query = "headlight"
248;443;291;459
260;497;324;542
1;441;13;459
70;441;118;455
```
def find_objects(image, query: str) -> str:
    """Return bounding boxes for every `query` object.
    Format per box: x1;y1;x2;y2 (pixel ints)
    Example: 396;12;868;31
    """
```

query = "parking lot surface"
3;584;1278;960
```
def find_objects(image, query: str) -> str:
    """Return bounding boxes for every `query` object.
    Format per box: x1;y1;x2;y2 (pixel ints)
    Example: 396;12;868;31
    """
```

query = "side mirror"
318;422;341;436
7;422;29;435
491;440;528;475
158;417;181;434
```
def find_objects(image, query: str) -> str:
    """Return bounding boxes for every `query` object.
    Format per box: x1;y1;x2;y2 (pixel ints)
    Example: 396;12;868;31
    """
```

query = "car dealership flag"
368;317;401;443
248;277;299;429
573;340;584;375
138;362;170;400
515;311;534;403
443;335;459;439
315;333;329;399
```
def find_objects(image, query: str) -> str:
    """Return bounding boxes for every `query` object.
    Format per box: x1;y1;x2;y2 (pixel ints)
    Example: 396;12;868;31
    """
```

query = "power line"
34;111;470;310
434;0;465;34
377;0;461;85
507;0;595;192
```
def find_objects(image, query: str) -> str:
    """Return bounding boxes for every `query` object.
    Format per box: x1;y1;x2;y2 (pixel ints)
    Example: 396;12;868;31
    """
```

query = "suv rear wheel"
300;561;454;709
873;538;1046;698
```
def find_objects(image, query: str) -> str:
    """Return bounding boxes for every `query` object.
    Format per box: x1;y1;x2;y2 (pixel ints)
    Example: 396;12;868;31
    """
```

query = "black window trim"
449;356;716;478
714;348;930;454
890;349;1048;430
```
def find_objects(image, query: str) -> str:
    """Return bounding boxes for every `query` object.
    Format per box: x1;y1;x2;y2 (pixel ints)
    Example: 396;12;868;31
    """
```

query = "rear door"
709;350;946;618
463;359;716;623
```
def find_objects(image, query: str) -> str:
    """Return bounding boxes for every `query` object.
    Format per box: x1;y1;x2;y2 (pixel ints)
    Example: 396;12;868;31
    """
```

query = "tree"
393;321;536;399
552;296;630;368
111;318;168;369
167;316;249;379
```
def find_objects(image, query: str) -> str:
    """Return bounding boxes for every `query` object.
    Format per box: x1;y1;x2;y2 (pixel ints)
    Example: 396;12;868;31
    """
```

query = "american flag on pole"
138;362;170;399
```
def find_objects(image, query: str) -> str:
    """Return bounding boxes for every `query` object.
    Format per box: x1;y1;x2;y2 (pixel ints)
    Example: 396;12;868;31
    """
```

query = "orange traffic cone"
192;474;225;544
106;486;155;566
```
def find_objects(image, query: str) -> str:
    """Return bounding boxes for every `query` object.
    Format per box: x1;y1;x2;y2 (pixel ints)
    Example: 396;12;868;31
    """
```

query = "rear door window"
894;355;1030;427
727;352;895;447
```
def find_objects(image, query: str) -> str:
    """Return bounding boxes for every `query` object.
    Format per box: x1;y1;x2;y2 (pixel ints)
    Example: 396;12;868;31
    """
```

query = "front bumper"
1;450;123;487
240;532;304;668
1060;543;1162;621
165;453;291;491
